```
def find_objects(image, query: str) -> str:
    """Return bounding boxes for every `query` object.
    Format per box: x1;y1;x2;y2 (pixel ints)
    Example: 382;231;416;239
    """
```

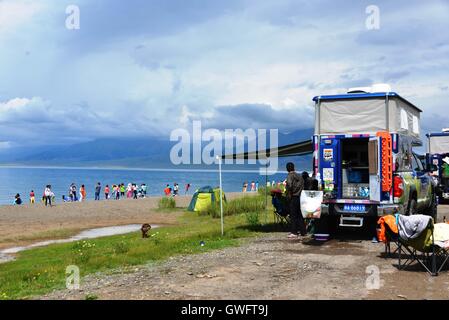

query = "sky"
0;0;449;150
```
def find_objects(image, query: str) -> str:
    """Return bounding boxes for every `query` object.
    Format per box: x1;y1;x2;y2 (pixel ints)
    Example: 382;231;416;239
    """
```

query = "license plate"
343;204;366;212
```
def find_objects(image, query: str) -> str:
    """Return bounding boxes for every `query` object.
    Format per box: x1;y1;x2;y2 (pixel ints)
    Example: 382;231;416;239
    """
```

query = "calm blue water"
0;167;286;205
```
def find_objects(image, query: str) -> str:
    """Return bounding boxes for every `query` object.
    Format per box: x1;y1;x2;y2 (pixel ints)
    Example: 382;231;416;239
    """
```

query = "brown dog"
141;223;152;238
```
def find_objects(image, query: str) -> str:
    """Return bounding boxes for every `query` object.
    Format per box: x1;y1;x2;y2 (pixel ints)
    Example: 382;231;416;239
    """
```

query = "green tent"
188;186;226;212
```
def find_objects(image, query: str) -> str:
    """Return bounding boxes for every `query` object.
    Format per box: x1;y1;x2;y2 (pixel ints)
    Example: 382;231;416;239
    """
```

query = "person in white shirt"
44;185;53;207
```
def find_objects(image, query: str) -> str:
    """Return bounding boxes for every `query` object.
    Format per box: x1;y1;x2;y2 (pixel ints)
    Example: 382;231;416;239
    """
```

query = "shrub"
158;197;176;210
113;241;130;255
245;212;260;226
71;240;96;264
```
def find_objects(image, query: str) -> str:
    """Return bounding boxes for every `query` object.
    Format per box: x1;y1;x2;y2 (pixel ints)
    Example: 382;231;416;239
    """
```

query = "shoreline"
0;192;249;250
0;164;285;174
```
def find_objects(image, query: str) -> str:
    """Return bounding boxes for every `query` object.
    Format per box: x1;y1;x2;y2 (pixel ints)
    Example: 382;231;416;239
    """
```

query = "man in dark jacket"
286;162;306;239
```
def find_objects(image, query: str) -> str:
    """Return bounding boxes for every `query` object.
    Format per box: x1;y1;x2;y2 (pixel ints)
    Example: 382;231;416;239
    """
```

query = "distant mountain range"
0;128;314;171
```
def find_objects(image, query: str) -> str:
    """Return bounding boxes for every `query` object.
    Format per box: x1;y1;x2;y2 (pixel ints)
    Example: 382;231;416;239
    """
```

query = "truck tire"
405;198;418;216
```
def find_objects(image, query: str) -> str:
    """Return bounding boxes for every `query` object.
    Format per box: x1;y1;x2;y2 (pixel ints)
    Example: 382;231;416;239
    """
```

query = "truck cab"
313;88;437;230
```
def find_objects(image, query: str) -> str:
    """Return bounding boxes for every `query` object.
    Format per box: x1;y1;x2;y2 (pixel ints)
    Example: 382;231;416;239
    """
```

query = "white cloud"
0;0;43;34
0;0;449;148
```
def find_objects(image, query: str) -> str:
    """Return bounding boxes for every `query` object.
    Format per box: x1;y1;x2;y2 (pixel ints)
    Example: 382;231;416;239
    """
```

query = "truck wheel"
406;198;418;216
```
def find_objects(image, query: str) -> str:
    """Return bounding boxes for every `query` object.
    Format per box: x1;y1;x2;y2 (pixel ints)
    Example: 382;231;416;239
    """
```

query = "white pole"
217;155;224;236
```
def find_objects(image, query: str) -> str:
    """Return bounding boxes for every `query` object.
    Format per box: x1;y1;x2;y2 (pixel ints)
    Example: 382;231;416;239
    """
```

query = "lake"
0;166;286;205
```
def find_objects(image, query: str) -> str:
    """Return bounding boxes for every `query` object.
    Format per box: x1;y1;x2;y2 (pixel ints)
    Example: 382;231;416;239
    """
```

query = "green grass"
158;197;176;210
0;212;266;300
202;194;267;218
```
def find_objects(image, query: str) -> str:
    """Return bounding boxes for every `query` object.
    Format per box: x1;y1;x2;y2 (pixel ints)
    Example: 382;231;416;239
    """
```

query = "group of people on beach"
62;182;149;202
14;185;55;206
13;180;196;205
242;181;259;192
164;183;191;197
13;182;149;206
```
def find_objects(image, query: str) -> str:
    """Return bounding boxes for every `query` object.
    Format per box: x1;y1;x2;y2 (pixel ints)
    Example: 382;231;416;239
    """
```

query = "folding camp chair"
396;217;449;276
383;223;400;257
271;190;290;225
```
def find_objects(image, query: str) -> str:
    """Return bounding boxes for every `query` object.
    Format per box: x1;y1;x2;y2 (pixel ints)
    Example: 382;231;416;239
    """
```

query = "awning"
221;139;313;160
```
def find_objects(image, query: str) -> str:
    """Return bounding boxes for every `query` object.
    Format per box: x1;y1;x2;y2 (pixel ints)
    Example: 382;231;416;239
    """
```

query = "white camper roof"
427;133;449;155
313;92;422;139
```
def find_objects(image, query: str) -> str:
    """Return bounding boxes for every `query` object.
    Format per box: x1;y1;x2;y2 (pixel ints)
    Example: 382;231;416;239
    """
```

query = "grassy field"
0;198;274;300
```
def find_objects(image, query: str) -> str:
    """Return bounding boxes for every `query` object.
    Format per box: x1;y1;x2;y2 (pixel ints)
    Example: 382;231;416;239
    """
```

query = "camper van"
313;86;437;229
426;131;449;202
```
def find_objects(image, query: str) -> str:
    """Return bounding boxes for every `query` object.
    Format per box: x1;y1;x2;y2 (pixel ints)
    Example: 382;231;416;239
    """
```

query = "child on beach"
14;194;22;205
79;185;86;201
185;183;191;194
29;190;35;204
164;184;171;196
105;185;110;200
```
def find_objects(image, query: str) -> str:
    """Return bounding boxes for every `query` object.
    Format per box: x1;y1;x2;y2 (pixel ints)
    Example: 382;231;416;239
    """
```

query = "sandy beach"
0;193;245;250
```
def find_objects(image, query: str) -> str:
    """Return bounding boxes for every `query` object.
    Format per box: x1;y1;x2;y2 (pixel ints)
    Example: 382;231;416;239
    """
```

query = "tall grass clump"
201;195;266;218
224;196;265;216
158;197;176;210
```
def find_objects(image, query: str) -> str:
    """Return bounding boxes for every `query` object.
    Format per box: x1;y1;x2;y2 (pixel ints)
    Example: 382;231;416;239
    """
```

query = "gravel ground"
36;206;449;300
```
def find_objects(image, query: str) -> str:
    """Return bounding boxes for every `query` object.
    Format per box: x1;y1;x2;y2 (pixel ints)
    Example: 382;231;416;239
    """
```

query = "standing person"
141;184;147;197
242;182;248;193
285;162;306;239
164;184;171;196
95;182;101;201
68;185;73;201
250;181;256;192
79;185;86;202
255;181;259;192
127;183;133;198
173;183;179;196
310;174;319;191
29;190;35;204
185;183;191;195
44;185;53;207
302;172;311;191
70;183;78;202
133;184;138;199
120;183;125;198
115;185;120;200
105;185;110;200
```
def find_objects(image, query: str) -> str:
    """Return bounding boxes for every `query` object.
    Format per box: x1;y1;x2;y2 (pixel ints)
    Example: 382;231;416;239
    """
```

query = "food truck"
426;131;449;202
313;85;437;228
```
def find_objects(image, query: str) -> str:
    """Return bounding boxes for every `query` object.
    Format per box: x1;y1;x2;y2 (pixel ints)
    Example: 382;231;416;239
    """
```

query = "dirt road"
40;206;449;300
